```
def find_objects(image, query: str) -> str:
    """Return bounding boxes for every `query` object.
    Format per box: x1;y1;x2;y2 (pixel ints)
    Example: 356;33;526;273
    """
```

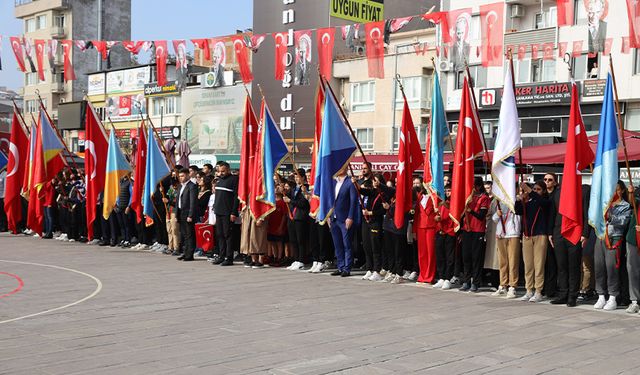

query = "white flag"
491;62;520;212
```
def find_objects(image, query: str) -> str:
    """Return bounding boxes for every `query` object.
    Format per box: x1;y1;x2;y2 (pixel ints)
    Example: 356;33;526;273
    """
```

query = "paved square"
0;233;639;374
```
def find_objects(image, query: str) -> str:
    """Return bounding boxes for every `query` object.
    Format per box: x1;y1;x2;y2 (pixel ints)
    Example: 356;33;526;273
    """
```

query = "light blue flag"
588;74;619;239
0;151;7;172
426;71;449;202
313;82;358;224
260;102;290;207
142;127;170;225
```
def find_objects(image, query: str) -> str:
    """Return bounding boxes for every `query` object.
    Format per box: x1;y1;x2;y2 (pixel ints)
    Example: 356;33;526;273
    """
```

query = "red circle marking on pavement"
0;272;24;299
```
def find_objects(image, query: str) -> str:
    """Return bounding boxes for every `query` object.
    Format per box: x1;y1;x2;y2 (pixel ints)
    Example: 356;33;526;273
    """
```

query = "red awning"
350;130;640;170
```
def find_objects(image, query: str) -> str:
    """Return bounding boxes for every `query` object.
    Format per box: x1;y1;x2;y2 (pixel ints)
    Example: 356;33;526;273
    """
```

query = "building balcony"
15;0;69;18
504;27;556;50
53;53;64;66
51;81;65;94
50;26;66;39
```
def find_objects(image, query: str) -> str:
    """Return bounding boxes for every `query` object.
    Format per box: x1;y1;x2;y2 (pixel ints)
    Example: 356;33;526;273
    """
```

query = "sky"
0;0;253;91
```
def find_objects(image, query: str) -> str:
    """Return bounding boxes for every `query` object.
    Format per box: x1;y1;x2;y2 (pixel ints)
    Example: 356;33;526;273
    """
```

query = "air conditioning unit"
511;4;525;18
438;59;452;72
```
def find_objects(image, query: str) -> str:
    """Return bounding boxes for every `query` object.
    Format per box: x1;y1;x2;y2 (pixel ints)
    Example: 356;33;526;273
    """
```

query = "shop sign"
330;0;384;23
582;79;607;98
479;82;572;109
144;81;179;97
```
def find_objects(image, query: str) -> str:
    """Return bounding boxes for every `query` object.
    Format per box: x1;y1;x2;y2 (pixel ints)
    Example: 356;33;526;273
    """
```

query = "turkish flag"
531;44;540;60
61;40;76;81
394;92;424;229
543;42;555;60
273;32;288;81
422;12;450;42
480;2;504;67
191;38;210;60
627;0;640;48
245;34;266;53
23;38;36;73
131;121;147;223
92;40;108;60
10;36;26;72
47;40;58;71
238;96;259;208
559;42;568;57
122;41;145;54
602;38;613;56
559;83;594;245
232;36;253;83
622;36;632;54
196;223;215;252
4;107;29;234
365;21;385;79
557;0;574;27
316;27;334;79
84;102;109;240
572;40;583;57
172;40;188;71
517;44;526;60
34;39;46;81
449;77;485;231
154;40;168;86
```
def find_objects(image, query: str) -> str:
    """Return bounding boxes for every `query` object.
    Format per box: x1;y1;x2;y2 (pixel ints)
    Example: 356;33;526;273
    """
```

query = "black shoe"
551;297;568;305
330;270;342;276
182;258;194;262
43;233;53;239
341;271;351;277
567;299;577;307
110;241;117;247
577;292;587;301
252;263;264;269
220;259;234;266
171;251;182;256
244;261;255;268
212;258;224;265
177;255;185;260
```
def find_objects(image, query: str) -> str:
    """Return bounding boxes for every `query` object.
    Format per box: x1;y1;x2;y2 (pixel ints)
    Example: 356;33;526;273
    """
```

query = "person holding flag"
589;74;631;311
4;105;29;235
84;102;109;242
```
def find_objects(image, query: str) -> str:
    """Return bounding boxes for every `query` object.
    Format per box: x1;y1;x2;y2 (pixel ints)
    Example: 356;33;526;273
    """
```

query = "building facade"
15;0;131;121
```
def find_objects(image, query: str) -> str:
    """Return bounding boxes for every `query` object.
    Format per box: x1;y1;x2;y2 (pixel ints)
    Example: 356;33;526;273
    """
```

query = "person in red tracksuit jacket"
413;177;437;284
434;186;456;289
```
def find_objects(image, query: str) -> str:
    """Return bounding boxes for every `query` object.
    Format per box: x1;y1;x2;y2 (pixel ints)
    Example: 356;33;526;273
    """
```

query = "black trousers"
436;233;456;281
554;235;582;300
362;221;382;272
155;206;168;245
179;217;195;259
544;241;558;297
384;231;406;275
289;219;309;263
462;231;485;285
216;214;233;260
0;198;7;231
310;222;330;262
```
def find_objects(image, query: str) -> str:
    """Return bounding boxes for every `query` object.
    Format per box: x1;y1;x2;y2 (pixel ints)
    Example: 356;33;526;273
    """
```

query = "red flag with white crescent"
517;44;526;60
316;27;334;79
34;39;46;81
390;16;413;33
238;96;259;207
273;32;288;81
92;40;108;60
10;36;26;72
559;42;568;57
61;40;76;81
122;41;145;54
480;2;504;67
365;21;385;78
572;40;583;57
557;0;574;27
84;102;109;240
627;0;640;48
531;44;540;60
622;36;632;54
154;40;168;86
543;42;554;60
191;39;210;60
232;36;253;83
4;106;29;234
196;223;215;252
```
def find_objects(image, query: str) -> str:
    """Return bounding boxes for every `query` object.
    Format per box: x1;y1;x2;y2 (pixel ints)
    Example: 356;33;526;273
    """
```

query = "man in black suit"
177;168;197;261
213;162;239;266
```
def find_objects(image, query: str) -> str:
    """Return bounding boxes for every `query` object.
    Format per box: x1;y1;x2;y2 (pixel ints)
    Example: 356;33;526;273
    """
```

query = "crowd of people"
4;160;640;314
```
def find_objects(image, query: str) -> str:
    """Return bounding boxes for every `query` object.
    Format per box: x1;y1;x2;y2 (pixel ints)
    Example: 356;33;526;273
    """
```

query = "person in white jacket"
491;200;522;299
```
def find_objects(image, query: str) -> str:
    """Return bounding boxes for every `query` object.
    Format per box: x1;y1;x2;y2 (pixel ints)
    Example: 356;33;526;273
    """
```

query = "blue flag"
426;71;449;202
0;150;7;172
313;83;358;224
588;74;619;239
142;127;171;226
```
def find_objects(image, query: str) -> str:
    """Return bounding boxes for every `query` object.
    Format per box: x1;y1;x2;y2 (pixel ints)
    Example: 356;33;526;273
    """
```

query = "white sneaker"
308;262;318;273
25;229;33;235
520;292;533;301
286;262;297;270
362;270;373;280
603;296;617;311
33;233;41;238
506;287;517;299
402;270;412;279
290;261;304;271
626;302;639;313
380;269;388;277
433;279;445;288
68;238;75;242
314;262;327;273
138;244;149;251
407;272;418;282
381;273;395;282
529;292;542;303
491;286;506;297
440;280;451;290
594;295;607;309
368;271;383;281
391;275;403;284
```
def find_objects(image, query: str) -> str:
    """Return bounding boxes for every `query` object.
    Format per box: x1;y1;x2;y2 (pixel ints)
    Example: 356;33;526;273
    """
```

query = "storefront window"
539;118;561;133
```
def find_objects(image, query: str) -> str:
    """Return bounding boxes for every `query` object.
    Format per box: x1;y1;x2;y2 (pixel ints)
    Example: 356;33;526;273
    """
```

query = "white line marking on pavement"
0;259;103;324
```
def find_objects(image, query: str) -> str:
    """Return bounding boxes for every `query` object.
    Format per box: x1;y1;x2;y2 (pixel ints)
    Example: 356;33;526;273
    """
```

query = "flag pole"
11;99;30;136
34;90;79;170
256;83;297;171
144;113;176;168
319;74;370;166
464;61;491;172
609;55;639;227
431;57;455;152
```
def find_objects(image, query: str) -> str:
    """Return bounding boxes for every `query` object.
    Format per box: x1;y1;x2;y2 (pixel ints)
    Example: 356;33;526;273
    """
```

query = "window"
530;59;555;82
36;15;46;29
350;81;375;112
515;59;530;83
635;50;640;75
25;100;38;113
520;118;563;134
355;128;374;150
164;96;181;114
535;7;558;29
573;54;587;80
26;72;38;85
456;65;487;89
574;0;588;26
152;98;163;116
395;76;432;109
54;14;65;28
470;15;481;41
25;18;36;32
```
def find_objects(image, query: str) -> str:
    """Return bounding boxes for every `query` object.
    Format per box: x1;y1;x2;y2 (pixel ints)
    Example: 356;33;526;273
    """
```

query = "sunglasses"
544;178;554;182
